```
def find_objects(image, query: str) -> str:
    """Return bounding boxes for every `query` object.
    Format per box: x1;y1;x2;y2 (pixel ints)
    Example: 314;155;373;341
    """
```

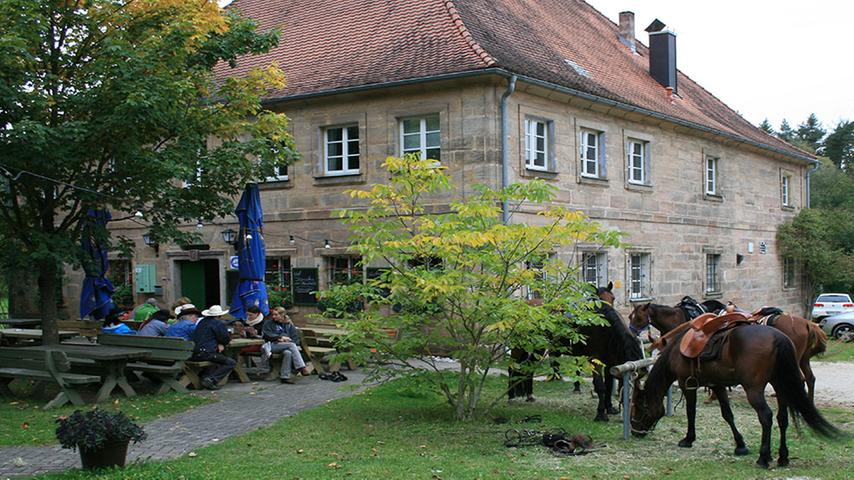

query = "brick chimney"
618;11;636;53
645;19;677;93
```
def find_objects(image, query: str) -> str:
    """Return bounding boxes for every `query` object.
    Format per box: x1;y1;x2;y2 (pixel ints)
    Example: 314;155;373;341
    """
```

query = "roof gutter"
500;75;517;224
261;67;815;165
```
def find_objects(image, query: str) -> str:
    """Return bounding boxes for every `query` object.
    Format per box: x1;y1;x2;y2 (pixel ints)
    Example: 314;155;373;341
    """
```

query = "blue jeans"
262;342;306;379
191;351;236;384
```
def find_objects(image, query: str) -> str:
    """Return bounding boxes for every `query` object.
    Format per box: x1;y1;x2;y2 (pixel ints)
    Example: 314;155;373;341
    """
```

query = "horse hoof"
777;458;789;468
594;414;608;422
734;447;749;456
755;459;770;469
606;407;619;415
677;439;693;448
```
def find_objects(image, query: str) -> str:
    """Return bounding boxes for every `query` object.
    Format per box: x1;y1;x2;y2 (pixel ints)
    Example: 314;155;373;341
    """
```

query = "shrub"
56;409;147;451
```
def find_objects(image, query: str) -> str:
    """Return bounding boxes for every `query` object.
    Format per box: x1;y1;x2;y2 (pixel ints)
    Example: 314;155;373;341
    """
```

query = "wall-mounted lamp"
324;239;331;249
289;235;295;245
195;220;204;230
221;228;237;246
142;232;159;256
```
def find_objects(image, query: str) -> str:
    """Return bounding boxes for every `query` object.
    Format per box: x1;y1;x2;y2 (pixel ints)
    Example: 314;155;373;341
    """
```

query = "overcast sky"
586;0;853;131
220;0;851;132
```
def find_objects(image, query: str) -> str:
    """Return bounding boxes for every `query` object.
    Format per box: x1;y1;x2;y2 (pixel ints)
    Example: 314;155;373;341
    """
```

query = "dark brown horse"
629;302;828;400
631;323;841;468
508;282;643;421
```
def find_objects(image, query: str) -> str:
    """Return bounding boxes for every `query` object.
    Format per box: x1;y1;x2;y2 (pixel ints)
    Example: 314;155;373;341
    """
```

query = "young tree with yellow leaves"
0;0;298;342
321;155;623;420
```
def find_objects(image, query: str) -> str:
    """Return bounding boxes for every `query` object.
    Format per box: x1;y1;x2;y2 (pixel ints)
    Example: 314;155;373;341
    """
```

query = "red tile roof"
217;0;811;161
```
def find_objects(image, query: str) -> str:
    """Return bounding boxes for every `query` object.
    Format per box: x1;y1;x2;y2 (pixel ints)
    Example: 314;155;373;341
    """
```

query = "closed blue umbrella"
229;183;269;320
79;208;115;320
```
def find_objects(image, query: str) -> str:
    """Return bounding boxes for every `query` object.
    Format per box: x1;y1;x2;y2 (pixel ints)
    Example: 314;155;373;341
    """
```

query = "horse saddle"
679;311;752;359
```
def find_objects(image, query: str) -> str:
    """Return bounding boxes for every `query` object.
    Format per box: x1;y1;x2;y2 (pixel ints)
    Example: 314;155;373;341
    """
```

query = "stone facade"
58;74;807;320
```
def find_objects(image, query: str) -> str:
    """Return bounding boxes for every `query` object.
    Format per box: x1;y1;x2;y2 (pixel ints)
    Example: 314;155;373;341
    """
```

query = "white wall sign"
229;255;239;270
759;241;767;255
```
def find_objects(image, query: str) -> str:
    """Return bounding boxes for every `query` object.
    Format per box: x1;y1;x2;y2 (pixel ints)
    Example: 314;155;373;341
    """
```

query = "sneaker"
280;378;295;384
299;367;310;376
201;377;220;390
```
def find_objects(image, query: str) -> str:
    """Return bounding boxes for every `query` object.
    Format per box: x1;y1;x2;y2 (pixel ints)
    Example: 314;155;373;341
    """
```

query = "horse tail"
771;334;841;439
807;321;828;356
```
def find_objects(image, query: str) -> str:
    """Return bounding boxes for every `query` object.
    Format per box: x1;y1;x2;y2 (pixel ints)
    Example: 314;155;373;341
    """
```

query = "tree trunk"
38;259;59;345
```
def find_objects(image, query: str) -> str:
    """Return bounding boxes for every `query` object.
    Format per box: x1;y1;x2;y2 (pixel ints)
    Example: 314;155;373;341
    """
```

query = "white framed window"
580;129;603;178
705;156;718;195
705;254;721;293
627;139;647;185
265;165;288;182
783;257;796;288
781;174;791;206
526;260;545;300
628;253;651;300
581;252;608;287
524;118;548;171
324;125;360;175
400;114;440;162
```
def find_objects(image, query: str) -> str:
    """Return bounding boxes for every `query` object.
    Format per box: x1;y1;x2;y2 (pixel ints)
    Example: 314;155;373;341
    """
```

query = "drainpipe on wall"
805;160;820;208
500;75;517;224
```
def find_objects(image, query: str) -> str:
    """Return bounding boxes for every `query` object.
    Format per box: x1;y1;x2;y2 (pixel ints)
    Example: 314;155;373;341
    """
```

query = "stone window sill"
625;182;653;193
522;168;559;180
578;176;609;187
259;179;294;190
628;296;654;303
703;291;723;300
704;193;724;203
313;173;366;187
782;205;795;212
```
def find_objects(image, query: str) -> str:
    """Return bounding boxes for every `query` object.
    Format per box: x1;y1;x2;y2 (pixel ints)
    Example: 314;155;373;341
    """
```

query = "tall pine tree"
795;113;826;153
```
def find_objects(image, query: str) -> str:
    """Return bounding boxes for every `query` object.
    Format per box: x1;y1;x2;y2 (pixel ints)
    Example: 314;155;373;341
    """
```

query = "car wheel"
832;324;853;340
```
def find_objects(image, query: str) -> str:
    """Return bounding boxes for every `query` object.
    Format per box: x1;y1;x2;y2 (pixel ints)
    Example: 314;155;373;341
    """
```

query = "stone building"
58;0;814;319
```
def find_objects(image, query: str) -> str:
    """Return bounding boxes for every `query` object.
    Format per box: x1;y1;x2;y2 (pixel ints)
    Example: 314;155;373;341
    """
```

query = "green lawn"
818;338;854;362
37;375;854;480
1;380;213;446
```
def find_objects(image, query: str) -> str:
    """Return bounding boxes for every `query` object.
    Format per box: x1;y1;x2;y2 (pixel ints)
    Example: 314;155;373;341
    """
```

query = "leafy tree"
823;120;854;172
321;155;623;420
0;0;298;343
778;119;795;142
759;119;775;135
778;160;854;306
795;113;826;154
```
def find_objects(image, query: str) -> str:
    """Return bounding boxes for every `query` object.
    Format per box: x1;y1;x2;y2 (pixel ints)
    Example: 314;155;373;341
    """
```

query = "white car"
811;293;854;321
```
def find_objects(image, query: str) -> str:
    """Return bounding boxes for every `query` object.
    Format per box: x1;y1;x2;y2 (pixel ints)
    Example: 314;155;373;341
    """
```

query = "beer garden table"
0;329;77;346
18;344;151;402
224;338;265;383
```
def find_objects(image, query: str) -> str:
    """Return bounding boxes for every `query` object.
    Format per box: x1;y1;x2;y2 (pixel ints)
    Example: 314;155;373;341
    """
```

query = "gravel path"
810;361;854;407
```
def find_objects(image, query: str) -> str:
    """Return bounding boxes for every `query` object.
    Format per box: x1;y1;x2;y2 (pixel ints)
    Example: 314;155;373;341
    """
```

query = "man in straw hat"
190;305;236;390
166;304;202;341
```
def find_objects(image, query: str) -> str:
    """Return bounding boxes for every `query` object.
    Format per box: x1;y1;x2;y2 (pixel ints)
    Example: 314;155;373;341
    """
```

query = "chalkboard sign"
291;268;319;306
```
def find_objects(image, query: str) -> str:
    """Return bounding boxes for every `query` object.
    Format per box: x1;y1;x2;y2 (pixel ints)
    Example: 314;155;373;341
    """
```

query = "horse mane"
599;304;643;362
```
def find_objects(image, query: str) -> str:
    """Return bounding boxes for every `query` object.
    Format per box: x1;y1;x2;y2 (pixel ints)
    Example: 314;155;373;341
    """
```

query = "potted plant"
56;409;147;470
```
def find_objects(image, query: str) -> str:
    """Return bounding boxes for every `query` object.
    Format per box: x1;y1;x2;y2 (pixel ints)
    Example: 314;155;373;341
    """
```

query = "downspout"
500;75;517;224
805;160;820;208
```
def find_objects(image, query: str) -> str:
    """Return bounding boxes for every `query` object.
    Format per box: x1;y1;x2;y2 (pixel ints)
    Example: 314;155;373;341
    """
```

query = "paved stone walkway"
0;371;366;479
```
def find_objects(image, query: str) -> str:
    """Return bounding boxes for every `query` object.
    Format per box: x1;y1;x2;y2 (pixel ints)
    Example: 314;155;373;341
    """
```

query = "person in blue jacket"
102;310;135;335
166;304;201;340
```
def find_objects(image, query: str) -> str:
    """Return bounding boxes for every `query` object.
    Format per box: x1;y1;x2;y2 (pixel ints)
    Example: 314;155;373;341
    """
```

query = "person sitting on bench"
190;305;236;390
102;310;135;335
138;309;171;336
166;304;201;340
260;309;309;384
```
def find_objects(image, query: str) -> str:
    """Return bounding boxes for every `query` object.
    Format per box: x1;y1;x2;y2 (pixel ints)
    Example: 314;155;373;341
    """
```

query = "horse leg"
592;370;608;422
775;396;790;467
712;386;748;456
572;381;581;393
744;386;774;468
678;387;697;448
800;358;816;403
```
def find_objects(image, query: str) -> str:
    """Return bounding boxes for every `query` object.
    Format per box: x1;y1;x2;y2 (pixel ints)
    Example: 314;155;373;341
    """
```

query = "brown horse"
629;302;827;400
631;323;842;468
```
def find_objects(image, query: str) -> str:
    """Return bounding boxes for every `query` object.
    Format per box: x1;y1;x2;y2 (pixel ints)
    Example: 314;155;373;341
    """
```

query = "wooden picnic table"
224;338;264;383
302;325;347;337
0;329;77;345
0;318;42;328
18;344;151;403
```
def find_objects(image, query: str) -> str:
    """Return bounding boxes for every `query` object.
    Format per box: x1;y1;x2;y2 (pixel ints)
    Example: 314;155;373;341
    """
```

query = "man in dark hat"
190;305;236;390
166;304;202;340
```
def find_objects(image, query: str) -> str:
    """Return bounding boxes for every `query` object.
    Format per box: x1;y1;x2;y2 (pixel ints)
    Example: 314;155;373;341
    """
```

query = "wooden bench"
97;334;194;394
58;320;102;339
0;348;101;409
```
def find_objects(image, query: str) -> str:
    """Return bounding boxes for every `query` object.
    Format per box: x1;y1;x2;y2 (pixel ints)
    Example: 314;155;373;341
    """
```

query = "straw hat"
175;304;201;317
202;305;230;317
